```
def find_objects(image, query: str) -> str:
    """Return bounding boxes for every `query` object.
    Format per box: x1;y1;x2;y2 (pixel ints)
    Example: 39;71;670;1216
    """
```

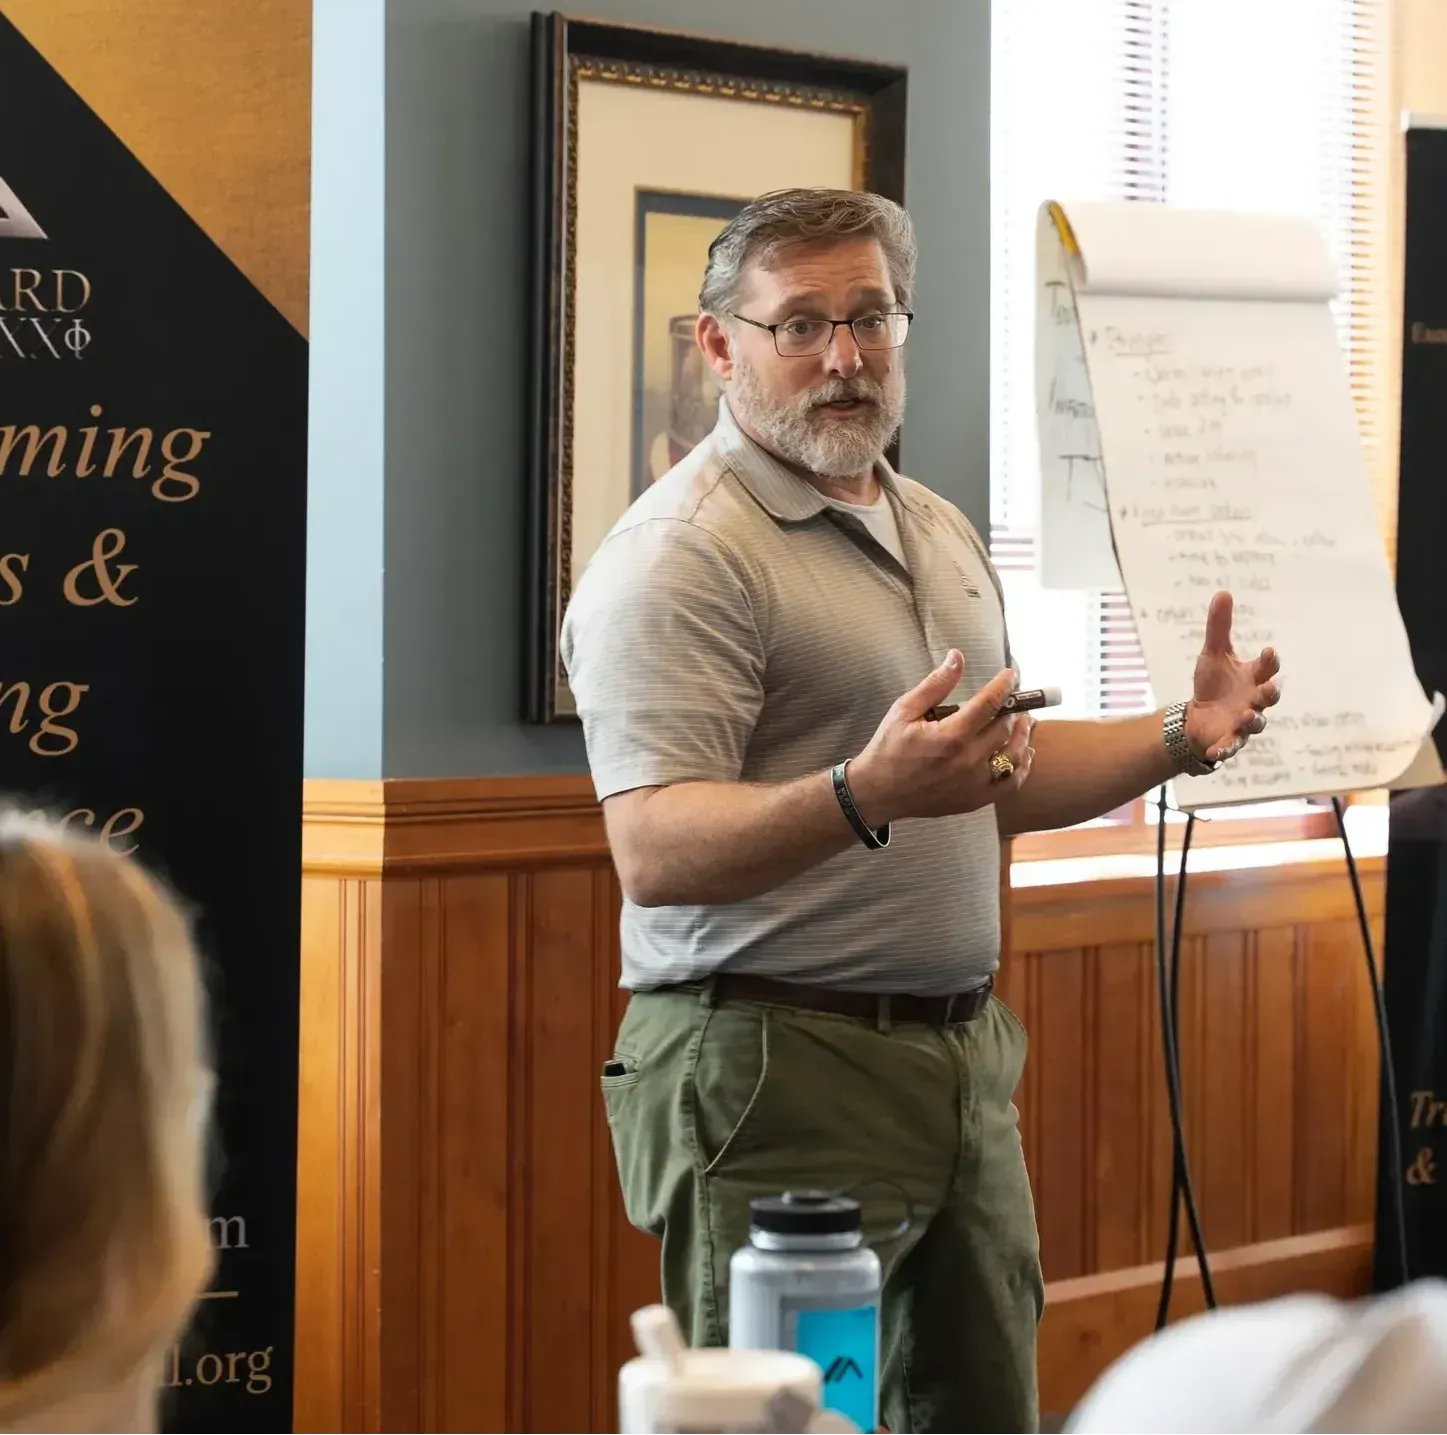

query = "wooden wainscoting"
295;777;654;1434
1005;861;1382;1412
294;778;1383;1433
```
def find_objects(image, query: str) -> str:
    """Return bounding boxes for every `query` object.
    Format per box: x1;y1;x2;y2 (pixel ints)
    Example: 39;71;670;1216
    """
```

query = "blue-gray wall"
306;0;388;778
309;0;990;778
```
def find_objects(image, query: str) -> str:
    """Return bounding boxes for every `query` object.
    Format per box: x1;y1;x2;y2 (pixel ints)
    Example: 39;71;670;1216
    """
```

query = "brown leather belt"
707;972;995;1026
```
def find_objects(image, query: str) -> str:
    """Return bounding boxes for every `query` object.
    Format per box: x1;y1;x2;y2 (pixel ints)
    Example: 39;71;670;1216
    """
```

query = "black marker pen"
926;685;1063;722
1002;685;1063;713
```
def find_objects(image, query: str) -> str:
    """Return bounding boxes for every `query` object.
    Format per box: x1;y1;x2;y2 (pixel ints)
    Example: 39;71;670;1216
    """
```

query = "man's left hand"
1185;590;1283;764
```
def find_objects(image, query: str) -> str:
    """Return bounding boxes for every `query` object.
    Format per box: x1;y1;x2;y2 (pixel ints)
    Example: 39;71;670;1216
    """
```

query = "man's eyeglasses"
728;309;914;358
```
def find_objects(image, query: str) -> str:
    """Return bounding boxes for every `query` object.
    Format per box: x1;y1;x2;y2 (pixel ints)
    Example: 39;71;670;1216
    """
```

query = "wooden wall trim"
1012;853;1384;949
1039;1225;1372;1415
302;776;1378;893
301;775;607;875
295;776;1386;1433
300;779;386;874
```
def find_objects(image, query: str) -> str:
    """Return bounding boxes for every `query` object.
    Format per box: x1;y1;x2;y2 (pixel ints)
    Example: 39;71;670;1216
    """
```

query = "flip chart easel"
1035;198;1442;811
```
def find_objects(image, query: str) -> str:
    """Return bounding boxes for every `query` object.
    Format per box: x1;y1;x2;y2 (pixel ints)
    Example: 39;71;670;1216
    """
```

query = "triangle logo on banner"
0;173;46;238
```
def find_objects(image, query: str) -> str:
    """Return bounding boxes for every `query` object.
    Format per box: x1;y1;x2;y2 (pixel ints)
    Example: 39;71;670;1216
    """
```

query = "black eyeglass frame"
727;308;916;356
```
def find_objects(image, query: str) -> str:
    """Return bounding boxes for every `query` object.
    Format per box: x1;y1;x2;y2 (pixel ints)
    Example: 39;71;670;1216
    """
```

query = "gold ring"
989;751;1015;782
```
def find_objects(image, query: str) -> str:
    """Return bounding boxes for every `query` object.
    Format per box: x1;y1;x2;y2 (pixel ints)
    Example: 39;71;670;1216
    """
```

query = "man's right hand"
846;650;1034;827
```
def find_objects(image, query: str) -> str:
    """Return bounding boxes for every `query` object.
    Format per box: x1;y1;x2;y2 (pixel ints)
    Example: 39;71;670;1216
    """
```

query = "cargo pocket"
687;1002;771;1176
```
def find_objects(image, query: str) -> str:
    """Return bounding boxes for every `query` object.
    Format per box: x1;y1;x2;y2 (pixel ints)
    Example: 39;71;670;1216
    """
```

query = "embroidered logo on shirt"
951;559;982;598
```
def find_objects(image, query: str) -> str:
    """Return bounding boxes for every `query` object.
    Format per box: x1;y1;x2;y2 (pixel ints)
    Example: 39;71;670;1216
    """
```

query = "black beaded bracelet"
831;760;890;851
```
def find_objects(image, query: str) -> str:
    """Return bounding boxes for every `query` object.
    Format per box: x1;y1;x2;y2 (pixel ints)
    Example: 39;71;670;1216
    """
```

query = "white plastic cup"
619;1303;858;1433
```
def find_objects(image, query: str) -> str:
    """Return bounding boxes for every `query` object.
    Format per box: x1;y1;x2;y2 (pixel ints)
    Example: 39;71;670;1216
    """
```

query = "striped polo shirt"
561;399;1015;996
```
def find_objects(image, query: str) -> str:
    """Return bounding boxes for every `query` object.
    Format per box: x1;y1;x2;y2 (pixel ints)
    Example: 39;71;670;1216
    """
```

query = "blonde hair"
0;811;213;1428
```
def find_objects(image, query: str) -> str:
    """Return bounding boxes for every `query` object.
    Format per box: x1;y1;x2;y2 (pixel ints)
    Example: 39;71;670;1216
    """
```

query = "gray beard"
730;363;905;479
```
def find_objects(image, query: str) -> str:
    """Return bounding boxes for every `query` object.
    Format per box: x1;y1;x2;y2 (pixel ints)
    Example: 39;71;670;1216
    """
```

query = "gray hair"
698;188;916;316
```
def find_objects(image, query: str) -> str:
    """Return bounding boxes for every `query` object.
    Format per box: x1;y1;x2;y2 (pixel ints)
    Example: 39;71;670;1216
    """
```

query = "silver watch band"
1164;699;1218;777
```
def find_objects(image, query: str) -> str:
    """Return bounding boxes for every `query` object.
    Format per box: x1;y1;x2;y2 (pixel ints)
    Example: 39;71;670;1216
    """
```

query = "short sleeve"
958;510;1017;675
561;519;765;801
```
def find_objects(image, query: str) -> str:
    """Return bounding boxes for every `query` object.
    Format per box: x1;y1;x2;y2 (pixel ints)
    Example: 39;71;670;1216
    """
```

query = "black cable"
1151;790;1410;1328
1172;808;1217;1309
1332;796;1411;1288
1154;794;1179;1329
1154;788;1216;1329
1157;804;1186;1325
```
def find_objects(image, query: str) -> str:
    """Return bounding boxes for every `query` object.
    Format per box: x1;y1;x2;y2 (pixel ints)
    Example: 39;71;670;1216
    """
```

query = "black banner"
1379;124;1447;1289
0;15;306;1431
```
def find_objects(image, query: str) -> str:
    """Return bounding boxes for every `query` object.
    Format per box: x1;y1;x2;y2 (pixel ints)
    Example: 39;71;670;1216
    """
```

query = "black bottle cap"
748;1190;862;1236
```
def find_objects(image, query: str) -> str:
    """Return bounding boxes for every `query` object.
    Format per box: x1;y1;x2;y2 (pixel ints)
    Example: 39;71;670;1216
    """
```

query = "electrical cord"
1153;786;1216;1329
1152;790;1413;1331
1332;796;1411;1288
1167;802;1198;1297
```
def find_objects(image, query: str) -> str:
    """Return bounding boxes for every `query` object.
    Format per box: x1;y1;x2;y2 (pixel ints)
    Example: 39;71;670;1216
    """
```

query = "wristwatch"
1164;700;1219;777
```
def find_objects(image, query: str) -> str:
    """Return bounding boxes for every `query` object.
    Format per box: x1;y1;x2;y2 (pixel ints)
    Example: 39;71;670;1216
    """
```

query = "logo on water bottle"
794;1306;877;1434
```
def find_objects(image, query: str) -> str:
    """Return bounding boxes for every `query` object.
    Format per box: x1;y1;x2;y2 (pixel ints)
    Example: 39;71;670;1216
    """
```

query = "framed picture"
523;11;908;722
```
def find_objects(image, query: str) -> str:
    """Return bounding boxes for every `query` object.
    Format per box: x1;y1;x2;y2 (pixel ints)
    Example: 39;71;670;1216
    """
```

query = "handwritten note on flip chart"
1035;207;1118;589
1037;199;1440;810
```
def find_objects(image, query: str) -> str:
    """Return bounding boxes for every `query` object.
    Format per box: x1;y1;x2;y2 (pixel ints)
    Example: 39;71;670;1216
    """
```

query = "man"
561;188;1280;1434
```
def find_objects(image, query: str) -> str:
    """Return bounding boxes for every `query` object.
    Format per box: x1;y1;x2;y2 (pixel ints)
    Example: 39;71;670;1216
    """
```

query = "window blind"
990;0;1392;721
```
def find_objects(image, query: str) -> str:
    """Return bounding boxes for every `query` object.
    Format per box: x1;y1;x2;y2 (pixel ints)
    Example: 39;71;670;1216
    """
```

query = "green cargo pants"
600;982;1044;1434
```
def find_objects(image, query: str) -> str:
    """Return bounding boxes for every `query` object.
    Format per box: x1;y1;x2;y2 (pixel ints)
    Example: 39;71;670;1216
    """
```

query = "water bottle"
729;1191;882;1435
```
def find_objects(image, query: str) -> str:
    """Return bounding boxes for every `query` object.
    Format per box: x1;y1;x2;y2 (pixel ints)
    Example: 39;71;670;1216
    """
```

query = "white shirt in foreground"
1068;1281;1447;1433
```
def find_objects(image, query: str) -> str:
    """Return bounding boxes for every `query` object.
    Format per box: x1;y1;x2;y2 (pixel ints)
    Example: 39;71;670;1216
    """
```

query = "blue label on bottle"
793;1304;877;1433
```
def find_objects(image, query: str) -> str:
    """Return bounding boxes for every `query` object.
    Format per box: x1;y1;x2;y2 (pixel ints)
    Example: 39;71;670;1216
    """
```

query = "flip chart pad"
1037;198;1439;810
1035;210;1117;588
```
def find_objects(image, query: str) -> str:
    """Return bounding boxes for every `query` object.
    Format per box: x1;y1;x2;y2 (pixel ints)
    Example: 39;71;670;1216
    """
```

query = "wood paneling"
295;778;1385;1433
1038;1225;1373;1414
994;863;1384;1289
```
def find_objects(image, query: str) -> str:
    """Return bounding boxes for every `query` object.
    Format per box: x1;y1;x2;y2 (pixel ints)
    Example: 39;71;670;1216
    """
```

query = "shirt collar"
710;395;923;522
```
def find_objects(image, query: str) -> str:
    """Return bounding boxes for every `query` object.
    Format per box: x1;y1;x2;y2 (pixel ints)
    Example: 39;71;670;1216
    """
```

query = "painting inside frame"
632;190;744;497
525;13;908;722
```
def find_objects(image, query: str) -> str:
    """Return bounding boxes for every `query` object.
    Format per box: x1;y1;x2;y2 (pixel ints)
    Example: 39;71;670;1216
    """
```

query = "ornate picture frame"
523;12;908;722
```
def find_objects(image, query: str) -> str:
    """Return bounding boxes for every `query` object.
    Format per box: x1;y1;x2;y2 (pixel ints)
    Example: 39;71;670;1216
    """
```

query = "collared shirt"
560;399;1015;995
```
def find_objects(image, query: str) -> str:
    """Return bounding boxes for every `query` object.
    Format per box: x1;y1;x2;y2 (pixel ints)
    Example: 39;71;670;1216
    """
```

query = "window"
989;0;1391;857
